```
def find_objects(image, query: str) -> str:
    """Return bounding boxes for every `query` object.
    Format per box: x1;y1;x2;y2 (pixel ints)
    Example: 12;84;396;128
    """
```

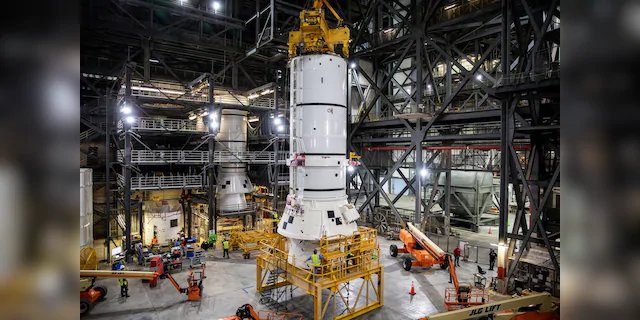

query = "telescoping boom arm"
419;292;559;320
80;270;159;280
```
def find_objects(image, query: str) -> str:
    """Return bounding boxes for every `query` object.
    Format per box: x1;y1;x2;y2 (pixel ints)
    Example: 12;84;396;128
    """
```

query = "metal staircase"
259;259;292;312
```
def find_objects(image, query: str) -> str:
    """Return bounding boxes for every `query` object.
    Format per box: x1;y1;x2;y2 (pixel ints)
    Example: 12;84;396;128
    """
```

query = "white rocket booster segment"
216;109;253;212
278;54;360;268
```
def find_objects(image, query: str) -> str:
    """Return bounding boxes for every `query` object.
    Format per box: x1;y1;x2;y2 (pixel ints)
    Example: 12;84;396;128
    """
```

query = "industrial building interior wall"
79;0;560;310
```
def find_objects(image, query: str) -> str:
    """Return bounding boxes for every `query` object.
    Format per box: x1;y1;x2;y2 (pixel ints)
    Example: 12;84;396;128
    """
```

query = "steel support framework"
496;0;560;294
348;0;505;231
346;0;559;295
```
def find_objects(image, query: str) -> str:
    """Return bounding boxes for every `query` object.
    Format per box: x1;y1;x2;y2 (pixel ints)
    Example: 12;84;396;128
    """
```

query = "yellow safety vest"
274;213;279;220
311;254;321;266
119;279;128;286
223;240;230;249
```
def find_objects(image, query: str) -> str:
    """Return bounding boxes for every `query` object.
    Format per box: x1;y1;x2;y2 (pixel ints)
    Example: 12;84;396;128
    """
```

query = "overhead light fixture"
209;112;217;120
149;58;160;63
427;84;432;90
347;165;355;173
260;89;274;96
273;117;282;125
210;121;219;129
444;4;456;10
476;74;483;81
350;62;357;69
420;168;429;178
248;93;259;100
248;117;260;122
125;116;136;124
212;1;221;12
276;125;285;132
120;104;132;114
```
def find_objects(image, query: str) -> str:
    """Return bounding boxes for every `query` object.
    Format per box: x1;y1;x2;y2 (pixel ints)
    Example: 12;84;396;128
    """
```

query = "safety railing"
258;227;381;284
219;201;258;215
214;150;276;163
116;173;206;190
117;150;209;164
116;149;281;164
497;69;560;86
80;128;96;141
444;287;488;311
117;117;207;133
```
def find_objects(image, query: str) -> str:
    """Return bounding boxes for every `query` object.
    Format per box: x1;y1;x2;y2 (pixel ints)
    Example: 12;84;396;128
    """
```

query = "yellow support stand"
257;227;384;319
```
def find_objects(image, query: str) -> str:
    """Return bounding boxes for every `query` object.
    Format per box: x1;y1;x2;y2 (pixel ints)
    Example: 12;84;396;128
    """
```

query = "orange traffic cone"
409;281;416;295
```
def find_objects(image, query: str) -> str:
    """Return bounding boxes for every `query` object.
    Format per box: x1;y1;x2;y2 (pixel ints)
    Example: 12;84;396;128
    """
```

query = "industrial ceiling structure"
81;0;560;306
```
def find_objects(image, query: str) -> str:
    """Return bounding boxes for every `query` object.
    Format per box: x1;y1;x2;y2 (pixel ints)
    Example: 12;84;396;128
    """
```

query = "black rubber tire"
390;244;398;257
403;257;412;271
441;254;450;269
80;299;93;315
94;286;108;301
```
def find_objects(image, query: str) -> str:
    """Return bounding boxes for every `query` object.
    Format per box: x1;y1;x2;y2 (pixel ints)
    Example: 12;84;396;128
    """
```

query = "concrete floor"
84;237;498;320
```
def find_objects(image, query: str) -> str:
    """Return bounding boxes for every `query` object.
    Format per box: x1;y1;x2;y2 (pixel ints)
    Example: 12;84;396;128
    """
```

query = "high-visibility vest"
311;254;321;266
223;240;230;249
119;279;128;286
273;213;279;220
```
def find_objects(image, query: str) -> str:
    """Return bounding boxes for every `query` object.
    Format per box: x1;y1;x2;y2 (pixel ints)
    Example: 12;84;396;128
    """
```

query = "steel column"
207;75;217;234
123;64;133;263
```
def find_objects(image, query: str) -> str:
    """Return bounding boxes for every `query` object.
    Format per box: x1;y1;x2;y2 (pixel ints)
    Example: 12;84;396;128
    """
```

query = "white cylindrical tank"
80;168;93;248
216;109;253;212
279;54;360;268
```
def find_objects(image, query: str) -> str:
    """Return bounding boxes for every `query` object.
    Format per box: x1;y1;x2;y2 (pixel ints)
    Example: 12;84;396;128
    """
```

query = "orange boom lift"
390;222;486;310
79;265;205;315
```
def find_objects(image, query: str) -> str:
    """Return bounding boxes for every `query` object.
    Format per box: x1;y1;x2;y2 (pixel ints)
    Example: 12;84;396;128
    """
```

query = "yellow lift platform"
257;227;383;320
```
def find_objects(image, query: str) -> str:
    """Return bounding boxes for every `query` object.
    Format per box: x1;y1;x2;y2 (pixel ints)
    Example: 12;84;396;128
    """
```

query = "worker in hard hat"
222;237;230;259
306;249;324;281
345;245;354;268
118;265;130;297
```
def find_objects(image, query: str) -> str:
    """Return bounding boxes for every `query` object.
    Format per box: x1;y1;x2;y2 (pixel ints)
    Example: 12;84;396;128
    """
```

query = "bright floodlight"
276;125;285;132
125;116;135;124
274;117;282;125
120;105;131;114
212;1;221;11
427;84;432;89
347;165;355;173
210;121;219;129
209;112;217;120
350;62;357;69
476;74;483;81
420;168;428;178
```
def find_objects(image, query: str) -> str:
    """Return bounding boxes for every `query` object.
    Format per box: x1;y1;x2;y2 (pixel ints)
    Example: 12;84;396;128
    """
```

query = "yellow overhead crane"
288;0;350;57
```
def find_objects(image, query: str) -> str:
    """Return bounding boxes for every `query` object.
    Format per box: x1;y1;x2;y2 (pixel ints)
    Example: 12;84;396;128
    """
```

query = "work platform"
256;227;384;320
